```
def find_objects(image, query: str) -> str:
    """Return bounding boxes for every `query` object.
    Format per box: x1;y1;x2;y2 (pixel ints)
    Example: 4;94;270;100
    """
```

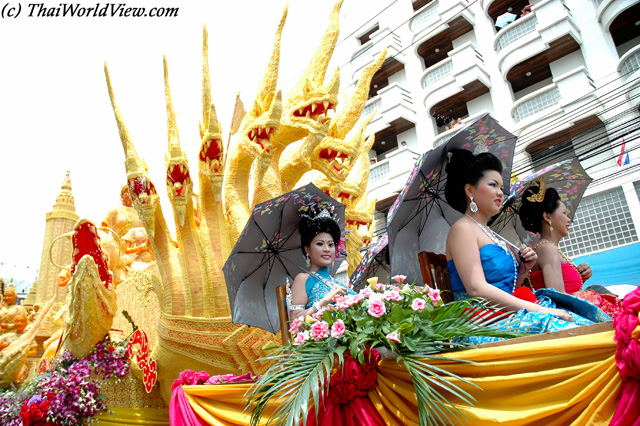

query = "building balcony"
495;0;582;79
350;27;405;78
364;82;417;136
596;0;634;31
367;147;421;204
511;66;597;125
420;41;491;112
619;45;640;104
409;0;475;43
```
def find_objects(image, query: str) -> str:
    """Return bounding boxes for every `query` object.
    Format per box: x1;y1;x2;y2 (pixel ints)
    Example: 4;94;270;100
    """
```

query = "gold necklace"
533;240;583;284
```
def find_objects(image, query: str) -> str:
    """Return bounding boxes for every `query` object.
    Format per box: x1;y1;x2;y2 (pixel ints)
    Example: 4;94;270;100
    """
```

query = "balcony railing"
363;96;382;117
422;60;453;88
513;86;561;123
369;160;391;184
496;15;538;53
367;148;421;203
364;83;416;134
421;42;489;110
351;43;373;68
619;46;640;80
410;0;439;33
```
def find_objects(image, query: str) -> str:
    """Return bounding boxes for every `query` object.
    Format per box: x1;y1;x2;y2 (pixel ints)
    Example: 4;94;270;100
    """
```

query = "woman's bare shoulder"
293;272;310;285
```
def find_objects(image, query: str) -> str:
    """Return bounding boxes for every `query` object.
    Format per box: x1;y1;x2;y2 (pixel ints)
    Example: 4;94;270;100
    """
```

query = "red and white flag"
617;138;629;167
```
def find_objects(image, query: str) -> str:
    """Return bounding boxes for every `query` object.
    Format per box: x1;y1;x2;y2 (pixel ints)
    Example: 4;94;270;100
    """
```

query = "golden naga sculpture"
101;0;382;402
61;220;118;358
0;293;56;387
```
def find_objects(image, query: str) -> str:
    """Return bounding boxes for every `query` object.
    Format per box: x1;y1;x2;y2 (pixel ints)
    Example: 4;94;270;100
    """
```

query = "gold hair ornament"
526;177;547;202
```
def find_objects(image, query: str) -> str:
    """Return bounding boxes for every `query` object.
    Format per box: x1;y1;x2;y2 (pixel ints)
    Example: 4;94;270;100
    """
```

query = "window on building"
559;187;638;257
358;25;379;45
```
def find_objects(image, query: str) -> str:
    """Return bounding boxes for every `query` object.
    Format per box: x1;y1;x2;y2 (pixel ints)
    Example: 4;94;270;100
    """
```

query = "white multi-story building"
334;0;640;286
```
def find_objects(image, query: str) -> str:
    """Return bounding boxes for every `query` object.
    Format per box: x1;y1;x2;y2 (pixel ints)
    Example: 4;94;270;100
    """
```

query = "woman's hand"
539;306;574;322
519;244;538;270
576;263;593;281
322;284;348;306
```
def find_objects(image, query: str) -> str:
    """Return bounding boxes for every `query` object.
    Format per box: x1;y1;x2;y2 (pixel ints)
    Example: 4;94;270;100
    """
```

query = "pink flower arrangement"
289;318;303;334
331;319;345;338
427;287;442;306
392;275;407;284
383;289;403;302
286;278;447;359
411;298;426;312
293;330;310;346
310;320;329;341
386;331;402;344
368;300;386;318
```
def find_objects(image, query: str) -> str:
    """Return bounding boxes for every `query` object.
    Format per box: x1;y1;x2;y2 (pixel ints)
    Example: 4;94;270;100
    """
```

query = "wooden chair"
276;285;291;344
418;251;454;304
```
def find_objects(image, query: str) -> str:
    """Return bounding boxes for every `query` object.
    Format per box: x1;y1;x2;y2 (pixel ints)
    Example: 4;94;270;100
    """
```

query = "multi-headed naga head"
198;26;225;196
279;0;344;140
235;4;287;166
310;48;385;183
105;64;160;235
163;56;193;227
312;110;376;183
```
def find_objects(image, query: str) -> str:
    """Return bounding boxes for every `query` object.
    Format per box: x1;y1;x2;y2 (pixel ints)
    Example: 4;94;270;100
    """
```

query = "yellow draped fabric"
177;330;619;426
95;408;170;425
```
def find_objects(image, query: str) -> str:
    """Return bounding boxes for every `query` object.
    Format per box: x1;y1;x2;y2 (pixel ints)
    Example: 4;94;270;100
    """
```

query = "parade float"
0;1;638;425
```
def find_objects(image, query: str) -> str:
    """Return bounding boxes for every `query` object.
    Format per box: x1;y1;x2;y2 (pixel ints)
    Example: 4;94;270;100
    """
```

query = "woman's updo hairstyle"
299;214;341;255
444;149;503;213
518;180;561;234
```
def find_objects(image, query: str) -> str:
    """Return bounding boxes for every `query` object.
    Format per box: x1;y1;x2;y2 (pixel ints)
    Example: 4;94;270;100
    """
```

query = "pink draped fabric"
169;370;210;426
611;287;640;426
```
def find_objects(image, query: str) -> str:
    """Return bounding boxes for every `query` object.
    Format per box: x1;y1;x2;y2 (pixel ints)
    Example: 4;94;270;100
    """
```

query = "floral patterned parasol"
349;233;389;291
223;183;346;334
490;157;592;246
386;114;517;285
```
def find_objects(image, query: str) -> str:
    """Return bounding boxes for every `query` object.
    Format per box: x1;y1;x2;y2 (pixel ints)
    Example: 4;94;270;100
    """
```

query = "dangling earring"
547;220;553;233
469;195;478;213
305;253;310;268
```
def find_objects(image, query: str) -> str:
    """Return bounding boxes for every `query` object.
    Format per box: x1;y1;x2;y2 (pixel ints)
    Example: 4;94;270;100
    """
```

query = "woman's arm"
289;273;313;320
515;244;537;287
536;243;566;293
448;222;573;321
288;273;348;320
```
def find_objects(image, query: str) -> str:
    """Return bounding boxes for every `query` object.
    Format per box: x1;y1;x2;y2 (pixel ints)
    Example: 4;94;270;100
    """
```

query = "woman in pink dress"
518;178;622;316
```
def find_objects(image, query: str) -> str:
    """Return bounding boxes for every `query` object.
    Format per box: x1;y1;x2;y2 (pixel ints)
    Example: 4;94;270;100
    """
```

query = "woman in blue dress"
288;211;355;320
444;149;582;332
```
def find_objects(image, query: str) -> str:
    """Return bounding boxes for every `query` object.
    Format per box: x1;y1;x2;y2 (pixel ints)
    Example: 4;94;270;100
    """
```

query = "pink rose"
331;319;345;338
428;288;442;306
411;298;426;312
360;288;372;298
386;331;402;344
310;320;329;341
384;290;403;302
376;283;385;291
293;330;310;345
312;306;327;319
392;275;407;284
368;300;386;318
289;318;303;334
